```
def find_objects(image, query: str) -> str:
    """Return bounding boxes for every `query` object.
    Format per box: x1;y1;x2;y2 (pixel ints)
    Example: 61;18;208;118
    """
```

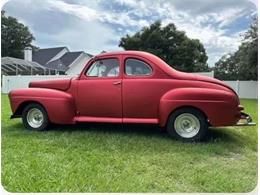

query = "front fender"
9;88;76;124
159;88;239;127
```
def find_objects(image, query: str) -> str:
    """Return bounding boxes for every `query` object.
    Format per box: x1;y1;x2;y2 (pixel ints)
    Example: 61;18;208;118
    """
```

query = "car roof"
95;50;168;66
94;50;177;77
95;50;154;58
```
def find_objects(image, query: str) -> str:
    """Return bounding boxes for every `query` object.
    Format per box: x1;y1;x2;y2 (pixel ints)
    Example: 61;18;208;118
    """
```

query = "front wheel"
166;108;208;142
22;103;49;131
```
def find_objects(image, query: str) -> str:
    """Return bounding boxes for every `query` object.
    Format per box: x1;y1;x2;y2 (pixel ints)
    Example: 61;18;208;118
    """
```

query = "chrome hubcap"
174;113;200;138
26;108;44;128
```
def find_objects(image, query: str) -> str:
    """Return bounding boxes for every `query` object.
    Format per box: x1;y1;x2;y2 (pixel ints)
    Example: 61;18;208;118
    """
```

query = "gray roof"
31;47;92;72
59;51;83;66
32;47;67;65
43;51;85;71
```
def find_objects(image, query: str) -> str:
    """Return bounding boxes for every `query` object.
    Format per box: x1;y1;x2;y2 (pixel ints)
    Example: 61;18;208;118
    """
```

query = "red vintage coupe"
8;51;255;141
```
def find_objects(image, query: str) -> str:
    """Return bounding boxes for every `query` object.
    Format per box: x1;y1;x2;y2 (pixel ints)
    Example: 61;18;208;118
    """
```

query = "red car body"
9;51;250;130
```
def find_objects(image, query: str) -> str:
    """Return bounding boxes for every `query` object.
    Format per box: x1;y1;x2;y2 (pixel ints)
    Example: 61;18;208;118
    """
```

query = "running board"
74;116;159;124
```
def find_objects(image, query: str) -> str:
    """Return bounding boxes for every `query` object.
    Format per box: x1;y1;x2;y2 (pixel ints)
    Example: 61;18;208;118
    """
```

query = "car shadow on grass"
9;121;246;145
48;122;244;143
51;122;168;138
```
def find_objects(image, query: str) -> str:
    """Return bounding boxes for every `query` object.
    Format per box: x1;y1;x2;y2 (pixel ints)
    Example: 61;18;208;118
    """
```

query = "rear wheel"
22;103;49;131
166;107;208;141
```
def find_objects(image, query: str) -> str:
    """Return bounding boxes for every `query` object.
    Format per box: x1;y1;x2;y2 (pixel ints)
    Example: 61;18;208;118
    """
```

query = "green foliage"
119;21;209;72
1;94;257;192
1;10;36;58
214;18;258;80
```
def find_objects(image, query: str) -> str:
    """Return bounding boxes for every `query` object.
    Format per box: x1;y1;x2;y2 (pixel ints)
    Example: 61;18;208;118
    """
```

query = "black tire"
22;103;49;131
166;107;208;142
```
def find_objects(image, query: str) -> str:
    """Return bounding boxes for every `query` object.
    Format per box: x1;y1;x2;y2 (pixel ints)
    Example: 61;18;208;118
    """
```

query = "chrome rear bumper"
235;112;256;126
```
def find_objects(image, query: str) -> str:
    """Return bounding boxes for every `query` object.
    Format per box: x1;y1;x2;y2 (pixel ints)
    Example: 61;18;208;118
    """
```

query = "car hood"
29;78;72;91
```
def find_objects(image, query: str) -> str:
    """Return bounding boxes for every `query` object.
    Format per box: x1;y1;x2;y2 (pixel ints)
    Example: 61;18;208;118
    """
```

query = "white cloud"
43;0;247;60
3;0;256;66
45;21;120;54
153;2;246;66
248;0;258;7
115;0;139;8
44;0;149;28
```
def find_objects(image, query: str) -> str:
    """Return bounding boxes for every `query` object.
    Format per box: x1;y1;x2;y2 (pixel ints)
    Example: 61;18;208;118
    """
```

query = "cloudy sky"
2;0;258;66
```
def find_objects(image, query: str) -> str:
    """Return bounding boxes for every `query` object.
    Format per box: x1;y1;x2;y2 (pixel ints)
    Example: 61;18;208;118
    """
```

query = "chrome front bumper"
235;112;256;126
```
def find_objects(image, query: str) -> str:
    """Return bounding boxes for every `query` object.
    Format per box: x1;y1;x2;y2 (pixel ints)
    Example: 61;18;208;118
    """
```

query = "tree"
119;21;208;72
214;17;257;80
214;54;240;80
1;10;36;58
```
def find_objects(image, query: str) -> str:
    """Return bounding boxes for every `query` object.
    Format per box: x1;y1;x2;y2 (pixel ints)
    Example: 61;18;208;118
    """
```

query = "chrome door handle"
113;81;121;85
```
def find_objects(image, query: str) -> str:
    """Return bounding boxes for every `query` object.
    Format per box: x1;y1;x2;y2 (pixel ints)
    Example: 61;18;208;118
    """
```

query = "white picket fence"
1;75;258;99
223;80;258;99
194;71;214;78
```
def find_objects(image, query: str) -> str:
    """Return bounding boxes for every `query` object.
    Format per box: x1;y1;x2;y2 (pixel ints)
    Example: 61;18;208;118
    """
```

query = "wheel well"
167;105;209;125
13;101;45;117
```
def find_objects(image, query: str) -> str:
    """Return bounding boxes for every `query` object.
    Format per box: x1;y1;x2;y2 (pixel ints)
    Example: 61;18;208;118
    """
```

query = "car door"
77;57;122;118
122;56;163;119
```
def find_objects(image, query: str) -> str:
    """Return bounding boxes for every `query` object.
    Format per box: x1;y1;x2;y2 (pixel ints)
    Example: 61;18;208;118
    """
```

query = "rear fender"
159;88;239;127
9;88;76;124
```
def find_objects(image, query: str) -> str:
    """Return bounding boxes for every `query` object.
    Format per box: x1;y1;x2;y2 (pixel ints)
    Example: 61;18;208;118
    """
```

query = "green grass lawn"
1;94;258;192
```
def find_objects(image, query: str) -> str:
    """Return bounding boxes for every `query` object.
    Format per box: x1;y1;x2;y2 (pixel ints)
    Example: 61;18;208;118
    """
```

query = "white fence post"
236;80;240;96
211;70;214;78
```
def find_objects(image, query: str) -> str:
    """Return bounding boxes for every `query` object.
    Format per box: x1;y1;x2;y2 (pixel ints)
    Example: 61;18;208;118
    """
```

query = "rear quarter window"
125;58;152;76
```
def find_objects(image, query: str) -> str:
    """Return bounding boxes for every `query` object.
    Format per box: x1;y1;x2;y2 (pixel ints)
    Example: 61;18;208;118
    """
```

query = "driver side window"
86;58;119;77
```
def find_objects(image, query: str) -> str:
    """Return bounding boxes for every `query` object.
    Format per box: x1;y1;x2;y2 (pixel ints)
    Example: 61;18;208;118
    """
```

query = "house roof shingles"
32;47;92;72
44;51;84;71
59;51;83;67
32;47;67;65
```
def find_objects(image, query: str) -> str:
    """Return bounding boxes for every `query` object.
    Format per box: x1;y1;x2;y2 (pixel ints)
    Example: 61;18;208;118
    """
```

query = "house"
1;47;92;76
31;47;92;75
